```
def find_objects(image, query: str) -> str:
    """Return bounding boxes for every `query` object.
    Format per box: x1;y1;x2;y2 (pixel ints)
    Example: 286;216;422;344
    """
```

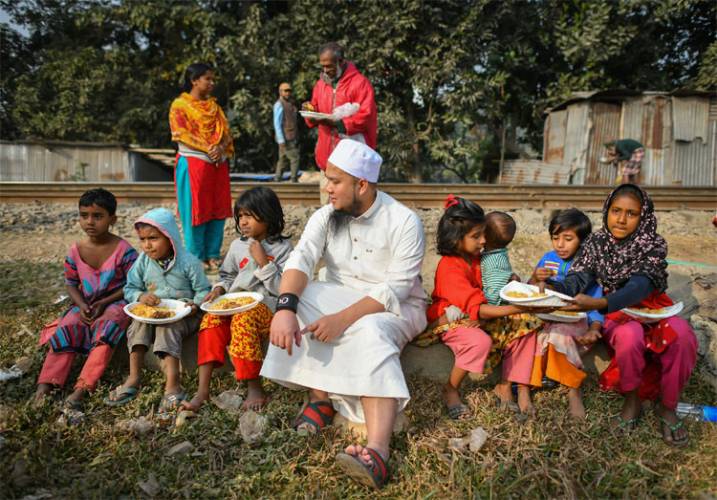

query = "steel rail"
1;182;715;210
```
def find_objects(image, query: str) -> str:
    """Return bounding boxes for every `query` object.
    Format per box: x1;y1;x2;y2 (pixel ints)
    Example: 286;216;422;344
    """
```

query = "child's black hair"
549;208;592;241
182;62;213;92
485;211;516;249
436;197;486;256
234;186;288;241
79;188;117;216
610;184;644;206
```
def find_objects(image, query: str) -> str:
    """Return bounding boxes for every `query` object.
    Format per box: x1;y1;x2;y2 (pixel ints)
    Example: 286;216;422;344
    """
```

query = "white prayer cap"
327;139;382;183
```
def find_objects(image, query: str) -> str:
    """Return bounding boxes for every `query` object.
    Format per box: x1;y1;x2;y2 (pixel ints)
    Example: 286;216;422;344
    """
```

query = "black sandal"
336;447;390;490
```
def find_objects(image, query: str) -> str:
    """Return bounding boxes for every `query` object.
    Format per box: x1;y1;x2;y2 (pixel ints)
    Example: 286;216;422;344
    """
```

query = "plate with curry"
124;299;192;325
200;291;264;316
623;302;683;323
499;281;573;308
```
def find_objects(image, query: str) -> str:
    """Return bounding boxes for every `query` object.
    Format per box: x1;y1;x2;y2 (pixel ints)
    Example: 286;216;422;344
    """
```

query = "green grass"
1;261;716;498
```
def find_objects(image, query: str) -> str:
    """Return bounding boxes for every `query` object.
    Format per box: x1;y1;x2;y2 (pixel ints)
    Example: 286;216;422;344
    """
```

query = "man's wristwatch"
276;293;299;313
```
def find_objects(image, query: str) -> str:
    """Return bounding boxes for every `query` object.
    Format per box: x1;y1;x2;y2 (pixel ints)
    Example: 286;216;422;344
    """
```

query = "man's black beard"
329;193;361;231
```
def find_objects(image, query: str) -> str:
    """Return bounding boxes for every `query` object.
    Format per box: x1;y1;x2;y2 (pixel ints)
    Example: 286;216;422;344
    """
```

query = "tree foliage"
1;0;715;182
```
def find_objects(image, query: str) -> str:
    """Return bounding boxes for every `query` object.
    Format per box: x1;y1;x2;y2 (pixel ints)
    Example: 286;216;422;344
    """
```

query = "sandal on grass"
659;417;689;447
158;391;187;413
63;398;83;412
336;447;390;490
611;414;639;434
494;396;520;414
293;400;336;434
447;403;471;420
104;386;140;407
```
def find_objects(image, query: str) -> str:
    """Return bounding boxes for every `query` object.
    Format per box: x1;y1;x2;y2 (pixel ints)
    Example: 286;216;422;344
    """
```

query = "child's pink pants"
37;343;113;391
603;317;697;409
501;333;537;384
442;326;492;373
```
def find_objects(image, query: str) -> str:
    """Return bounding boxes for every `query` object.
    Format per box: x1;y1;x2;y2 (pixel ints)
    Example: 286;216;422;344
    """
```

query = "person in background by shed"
604;139;645;185
273;82;300;182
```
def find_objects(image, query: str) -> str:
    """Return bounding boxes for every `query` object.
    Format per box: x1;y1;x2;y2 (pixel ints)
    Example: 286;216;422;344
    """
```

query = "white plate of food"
537;310;587;323
499;281;573;308
300;110;333;120
622;302;683;323
200;291;264;316
124;299;192;325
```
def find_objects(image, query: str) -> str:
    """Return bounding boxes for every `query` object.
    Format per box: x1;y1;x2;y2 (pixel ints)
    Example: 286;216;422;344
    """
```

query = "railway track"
1;182;715;210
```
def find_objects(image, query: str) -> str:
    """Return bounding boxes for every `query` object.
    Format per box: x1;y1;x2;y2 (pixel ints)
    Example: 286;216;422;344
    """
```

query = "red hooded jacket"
305;61;377;170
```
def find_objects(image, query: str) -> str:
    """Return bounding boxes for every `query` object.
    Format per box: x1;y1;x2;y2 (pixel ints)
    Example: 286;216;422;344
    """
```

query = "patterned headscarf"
571;184;668;293
169;92;234;156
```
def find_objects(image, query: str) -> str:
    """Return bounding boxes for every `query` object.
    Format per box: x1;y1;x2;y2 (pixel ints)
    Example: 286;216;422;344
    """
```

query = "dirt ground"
1;202;717;498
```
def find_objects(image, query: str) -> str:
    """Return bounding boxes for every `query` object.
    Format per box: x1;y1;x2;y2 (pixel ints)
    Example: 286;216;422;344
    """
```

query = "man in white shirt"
261;139;427;489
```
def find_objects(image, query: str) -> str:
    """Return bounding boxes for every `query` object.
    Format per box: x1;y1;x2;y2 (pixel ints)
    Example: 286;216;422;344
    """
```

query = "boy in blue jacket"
105;208;211;410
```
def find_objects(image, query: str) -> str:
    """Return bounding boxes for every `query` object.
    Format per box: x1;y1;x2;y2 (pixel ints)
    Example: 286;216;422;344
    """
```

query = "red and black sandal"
293;400;336;433
335;447;390;490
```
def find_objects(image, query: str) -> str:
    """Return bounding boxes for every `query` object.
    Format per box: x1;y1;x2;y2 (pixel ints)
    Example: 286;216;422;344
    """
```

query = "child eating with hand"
105;208;211;413
528;208;604;419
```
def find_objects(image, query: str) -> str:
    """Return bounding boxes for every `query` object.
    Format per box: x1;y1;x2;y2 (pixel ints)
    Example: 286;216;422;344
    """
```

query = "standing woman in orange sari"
169;63;234;271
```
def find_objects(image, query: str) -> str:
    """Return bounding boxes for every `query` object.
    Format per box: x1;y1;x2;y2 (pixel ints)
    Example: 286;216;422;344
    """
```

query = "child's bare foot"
568;387;585;419
517;385;535;416
620;391;641;422
493;382;520;413
33;383;54;407
242;380;270;411
181;392;208;412
66;388;87;407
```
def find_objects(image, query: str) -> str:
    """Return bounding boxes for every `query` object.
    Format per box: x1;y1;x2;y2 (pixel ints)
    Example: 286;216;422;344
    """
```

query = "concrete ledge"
111;333;612;385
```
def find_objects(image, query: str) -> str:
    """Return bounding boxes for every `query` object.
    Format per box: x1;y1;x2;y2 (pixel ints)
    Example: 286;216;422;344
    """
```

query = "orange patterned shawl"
169;92;234;156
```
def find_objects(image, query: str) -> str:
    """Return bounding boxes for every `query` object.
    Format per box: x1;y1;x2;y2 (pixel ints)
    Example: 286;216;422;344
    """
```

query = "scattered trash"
137;473;161;497
56;407;85;427
468;426;489;452
0;356;34;382
155;412;175;428
212;390;243;412
166;440;193;457
448;437;469;452
0;366;24;382
676;402;717;422
174;410;197;428
19;489;53;500
238;410;267;444
53;294;69;304
448;426;489;453
116;416;154;437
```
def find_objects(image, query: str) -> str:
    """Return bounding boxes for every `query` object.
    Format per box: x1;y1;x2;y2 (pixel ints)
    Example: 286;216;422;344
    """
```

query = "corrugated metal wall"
500;160;571;184
542;94;716;186
563;103;590;181
544;110;567;164
0;143;131;181
585;102;621;184
671;97;716;186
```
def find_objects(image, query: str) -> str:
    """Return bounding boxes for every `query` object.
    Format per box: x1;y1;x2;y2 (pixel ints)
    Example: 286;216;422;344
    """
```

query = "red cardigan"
427;255;487;323
305;62;377;170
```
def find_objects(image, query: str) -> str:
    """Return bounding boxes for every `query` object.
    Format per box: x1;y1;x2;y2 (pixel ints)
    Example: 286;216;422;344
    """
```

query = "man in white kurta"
261;139;426;488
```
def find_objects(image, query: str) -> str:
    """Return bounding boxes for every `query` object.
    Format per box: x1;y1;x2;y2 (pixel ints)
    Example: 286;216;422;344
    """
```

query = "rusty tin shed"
538;90;717;186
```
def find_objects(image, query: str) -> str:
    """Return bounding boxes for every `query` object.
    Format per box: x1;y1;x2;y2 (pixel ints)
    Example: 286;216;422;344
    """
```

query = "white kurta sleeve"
366;212;425;315
283;208;330;279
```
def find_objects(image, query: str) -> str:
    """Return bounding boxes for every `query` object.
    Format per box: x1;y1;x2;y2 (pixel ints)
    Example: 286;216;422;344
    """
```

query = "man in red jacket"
302;42;377;204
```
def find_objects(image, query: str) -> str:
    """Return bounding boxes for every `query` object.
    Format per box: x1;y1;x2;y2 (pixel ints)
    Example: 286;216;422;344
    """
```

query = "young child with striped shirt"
480;211;518;305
